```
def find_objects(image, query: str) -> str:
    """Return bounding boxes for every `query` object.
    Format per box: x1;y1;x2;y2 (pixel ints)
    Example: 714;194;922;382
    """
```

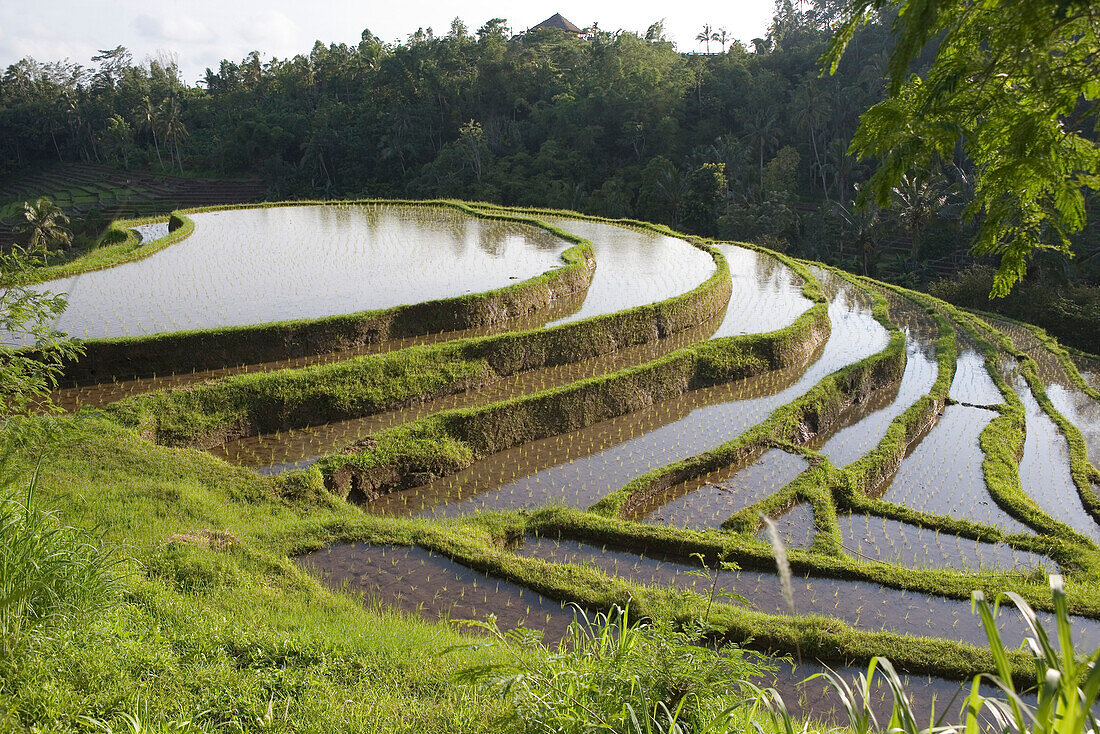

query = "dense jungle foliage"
1;0;1098;348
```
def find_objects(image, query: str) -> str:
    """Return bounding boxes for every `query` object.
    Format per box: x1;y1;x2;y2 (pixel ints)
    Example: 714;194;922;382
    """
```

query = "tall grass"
0;460;124;644
455;604;768;734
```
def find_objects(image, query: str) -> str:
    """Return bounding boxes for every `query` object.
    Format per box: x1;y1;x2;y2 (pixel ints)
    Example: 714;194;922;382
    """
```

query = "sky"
0;0;776;84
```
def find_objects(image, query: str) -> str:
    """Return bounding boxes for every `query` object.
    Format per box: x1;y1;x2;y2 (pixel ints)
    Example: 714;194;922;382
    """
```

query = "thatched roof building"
530;13;583;33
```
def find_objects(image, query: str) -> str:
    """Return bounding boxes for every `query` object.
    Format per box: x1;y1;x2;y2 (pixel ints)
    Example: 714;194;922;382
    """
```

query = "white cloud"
132;14;213;43
241;9;297;48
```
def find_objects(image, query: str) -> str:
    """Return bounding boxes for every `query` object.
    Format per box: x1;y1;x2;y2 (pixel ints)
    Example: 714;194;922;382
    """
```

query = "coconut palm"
141;96;164;170
696;24;717;54
159;98;188;175
716;28;730;52
14;197;72;255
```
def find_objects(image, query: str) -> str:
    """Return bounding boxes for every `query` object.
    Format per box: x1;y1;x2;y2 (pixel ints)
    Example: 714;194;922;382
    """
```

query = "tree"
825;0;1100;296
140;96;164;170
2;214;80;419
158;97;188;174
14;198;72;254
696;25;717;54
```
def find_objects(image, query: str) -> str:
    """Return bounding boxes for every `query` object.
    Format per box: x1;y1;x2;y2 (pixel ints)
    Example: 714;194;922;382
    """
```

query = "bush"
930;265;1100;353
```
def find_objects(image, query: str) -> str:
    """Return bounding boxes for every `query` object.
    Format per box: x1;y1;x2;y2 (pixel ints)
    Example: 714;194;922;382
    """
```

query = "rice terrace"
2;2;1099;732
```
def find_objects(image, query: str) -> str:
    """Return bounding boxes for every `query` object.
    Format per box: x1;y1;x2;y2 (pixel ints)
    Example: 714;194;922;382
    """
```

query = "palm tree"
696;24;716;54
716;28;730;52
15;197;72;255
141;96;164;170
655;167;688;228
742;110;779;191
890;173;948;263
159;98;188;175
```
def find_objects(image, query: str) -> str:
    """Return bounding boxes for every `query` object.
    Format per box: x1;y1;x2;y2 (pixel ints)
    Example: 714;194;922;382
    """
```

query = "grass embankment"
312;248;827;501
0;416;513;732
104;218;732;448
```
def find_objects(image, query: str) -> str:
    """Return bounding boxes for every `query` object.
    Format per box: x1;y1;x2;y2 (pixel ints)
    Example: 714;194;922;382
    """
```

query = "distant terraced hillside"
0;163;264;246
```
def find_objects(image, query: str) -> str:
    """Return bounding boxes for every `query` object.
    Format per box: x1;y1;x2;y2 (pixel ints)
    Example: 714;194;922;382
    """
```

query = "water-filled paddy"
368;267;888;517
40;204;572;340
512;538;1084;648
637;450;810;530
296;543;574;641
1013;374;1100;543
879;405;1030;533
534;216;716;326
992;318;1100;469
837;513;1054;571
214;310;726;472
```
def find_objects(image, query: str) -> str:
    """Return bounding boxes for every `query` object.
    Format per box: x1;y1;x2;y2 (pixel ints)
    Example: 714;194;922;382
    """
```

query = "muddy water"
636;451;810;531
51;289;589;412
532;216;716;327
816;290;939;468
1012;373;1100;543
368;269;889;517
35;204;571;341
296;543;575;642
710;245;812;337
993;319;1100;470
214;310;725;472
838;513;1055;571
880;405;1030;533
513;538;1089;649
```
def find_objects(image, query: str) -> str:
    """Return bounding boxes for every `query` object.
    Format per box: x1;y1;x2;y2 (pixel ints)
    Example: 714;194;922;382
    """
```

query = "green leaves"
828;0;1100;296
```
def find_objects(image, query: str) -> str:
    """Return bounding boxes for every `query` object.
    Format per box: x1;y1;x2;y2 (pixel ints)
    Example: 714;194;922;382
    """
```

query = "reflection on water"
881;405;1030;533
367;267;887;517
35;204;570;340
637;450;809;531
816;289;938;468
1013;373;1100;543
535;216;716;326
993;318;1100;470
950;328;1003;406
838;513;1055;571
710;244;812;337
215;310;725;471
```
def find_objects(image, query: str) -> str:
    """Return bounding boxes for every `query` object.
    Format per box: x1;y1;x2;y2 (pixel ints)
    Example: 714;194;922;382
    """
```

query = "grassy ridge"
315;280;829;500
104;212;734;448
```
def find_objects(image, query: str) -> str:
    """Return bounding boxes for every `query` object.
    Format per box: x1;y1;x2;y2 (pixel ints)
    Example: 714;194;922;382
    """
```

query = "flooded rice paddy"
368;267;888;517
65;205;1100;722
297;543;575;642
879;405;1030;533
1013;374;1100;543
512;538;1083;648
837;514;1054;571
40;204;572;340
816;289;938;468
533;216;716;326
991;318;1100;470
638;449;810;530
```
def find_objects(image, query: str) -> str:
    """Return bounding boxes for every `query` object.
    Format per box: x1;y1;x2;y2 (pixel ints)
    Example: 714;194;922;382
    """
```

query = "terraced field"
37;200;1100;718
